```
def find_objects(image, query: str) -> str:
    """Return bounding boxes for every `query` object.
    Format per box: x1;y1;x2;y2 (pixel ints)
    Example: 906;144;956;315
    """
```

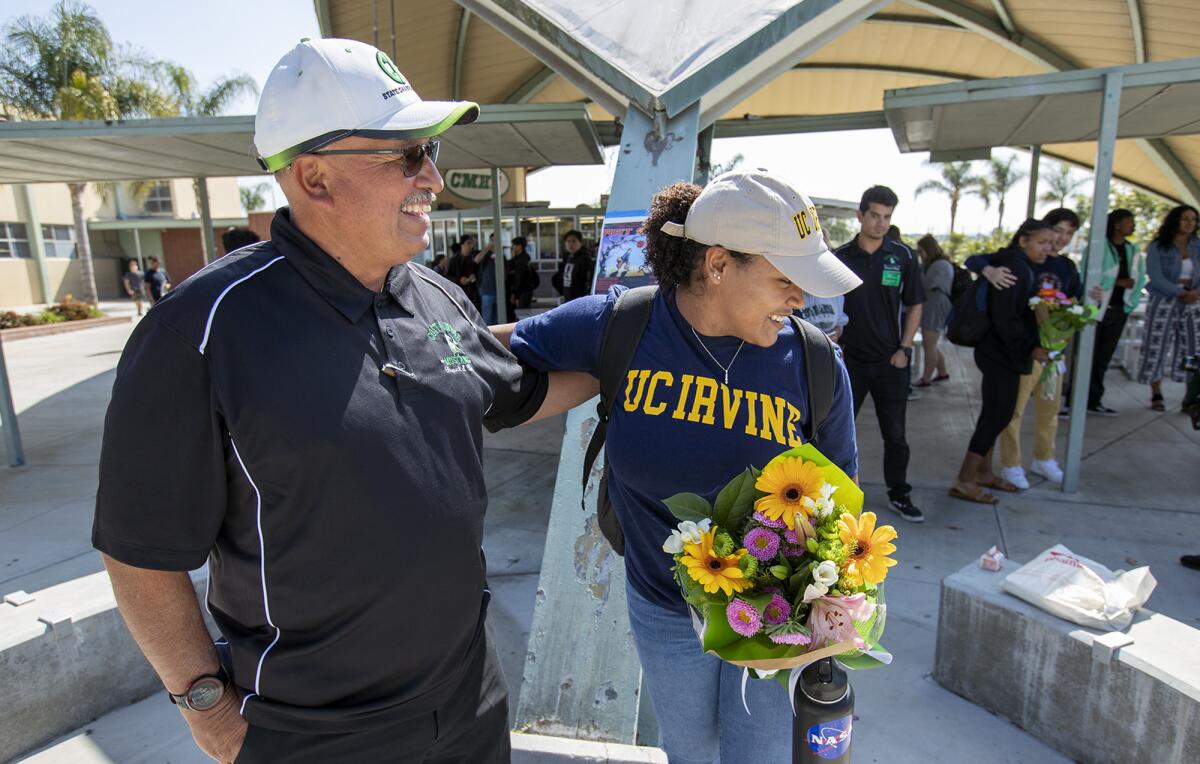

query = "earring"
712;271;721;283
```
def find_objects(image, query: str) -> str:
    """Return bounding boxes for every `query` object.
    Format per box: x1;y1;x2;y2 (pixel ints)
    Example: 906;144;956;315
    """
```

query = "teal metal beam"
793;62;968;81
312;0;333;37
867;13;963;30
1126;0;1147;64
1064;71;1123;493
0;333;24;467
453;9;472;101
1026;144;1041;218
16;185;52;303
505;65;557;104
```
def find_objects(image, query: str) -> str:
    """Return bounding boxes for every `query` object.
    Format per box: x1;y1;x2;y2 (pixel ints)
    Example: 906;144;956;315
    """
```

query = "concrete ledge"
0;315;131;342
512;732;666;763
0;570;213;762
935;560;1200;764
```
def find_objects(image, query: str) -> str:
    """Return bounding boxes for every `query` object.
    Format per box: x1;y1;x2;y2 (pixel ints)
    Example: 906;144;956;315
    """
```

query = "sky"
4;0;1093;235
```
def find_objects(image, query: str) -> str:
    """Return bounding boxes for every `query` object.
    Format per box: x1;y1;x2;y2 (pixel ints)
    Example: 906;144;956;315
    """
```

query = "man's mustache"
401;191;437;207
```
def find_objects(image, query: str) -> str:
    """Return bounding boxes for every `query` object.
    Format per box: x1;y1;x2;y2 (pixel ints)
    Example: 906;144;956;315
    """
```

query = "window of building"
41;224;77;258
0;223;32;258
143;182;173;214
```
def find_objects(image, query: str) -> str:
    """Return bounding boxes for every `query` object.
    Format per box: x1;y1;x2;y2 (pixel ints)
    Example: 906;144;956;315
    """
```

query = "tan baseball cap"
661;170;862;298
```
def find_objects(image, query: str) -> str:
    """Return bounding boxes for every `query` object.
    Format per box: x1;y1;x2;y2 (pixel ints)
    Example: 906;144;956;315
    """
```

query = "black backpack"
582;286;838;555
946;276;992;347
949;263;974;304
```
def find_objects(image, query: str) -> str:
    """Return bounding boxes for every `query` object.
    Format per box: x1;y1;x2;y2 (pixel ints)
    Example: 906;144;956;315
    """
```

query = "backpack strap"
788;315;837;447
581;286;658;507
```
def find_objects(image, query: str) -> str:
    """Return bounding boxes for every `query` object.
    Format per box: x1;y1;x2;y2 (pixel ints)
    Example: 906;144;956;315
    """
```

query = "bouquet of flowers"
660;444;896;697
1028;288;1100;397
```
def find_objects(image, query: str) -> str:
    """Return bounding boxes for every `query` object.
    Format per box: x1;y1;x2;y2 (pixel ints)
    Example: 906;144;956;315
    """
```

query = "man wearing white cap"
92;38;595;762
508;172;863;762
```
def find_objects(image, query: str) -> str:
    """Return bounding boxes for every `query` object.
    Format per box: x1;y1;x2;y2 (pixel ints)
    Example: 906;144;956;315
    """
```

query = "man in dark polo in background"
92;39;595;763
835;185;926;523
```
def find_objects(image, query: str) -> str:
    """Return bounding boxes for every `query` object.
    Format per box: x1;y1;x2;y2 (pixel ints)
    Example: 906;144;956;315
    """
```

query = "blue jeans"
626;583;792;763
480;293;498;325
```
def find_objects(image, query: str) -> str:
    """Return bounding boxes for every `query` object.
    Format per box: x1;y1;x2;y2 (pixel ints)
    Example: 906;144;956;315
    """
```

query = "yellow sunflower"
837;511;898;587
754;457;827;530
681;526;751;597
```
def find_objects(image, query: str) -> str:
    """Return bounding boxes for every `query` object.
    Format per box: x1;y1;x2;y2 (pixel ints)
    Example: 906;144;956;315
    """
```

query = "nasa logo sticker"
807;714;852;759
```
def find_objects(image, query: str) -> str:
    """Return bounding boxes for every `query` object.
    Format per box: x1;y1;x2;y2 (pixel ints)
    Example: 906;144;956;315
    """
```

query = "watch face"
188;677;225;710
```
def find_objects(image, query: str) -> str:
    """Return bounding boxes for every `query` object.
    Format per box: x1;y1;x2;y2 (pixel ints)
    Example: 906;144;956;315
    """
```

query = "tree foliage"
914;160;982;236
1038;162;1086;209
240;182;270;213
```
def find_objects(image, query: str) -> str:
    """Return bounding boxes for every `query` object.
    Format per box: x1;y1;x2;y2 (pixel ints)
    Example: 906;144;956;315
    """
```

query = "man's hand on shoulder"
181;690;249;763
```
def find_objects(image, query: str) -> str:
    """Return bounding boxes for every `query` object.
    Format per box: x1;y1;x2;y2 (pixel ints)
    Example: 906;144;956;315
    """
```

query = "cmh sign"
445;168;511;202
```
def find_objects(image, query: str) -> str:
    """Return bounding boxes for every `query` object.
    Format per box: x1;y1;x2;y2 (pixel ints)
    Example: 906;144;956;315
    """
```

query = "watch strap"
168;665;230;711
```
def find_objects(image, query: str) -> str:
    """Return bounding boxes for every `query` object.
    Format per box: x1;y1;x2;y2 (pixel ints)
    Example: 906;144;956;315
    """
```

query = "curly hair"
641;181;752;289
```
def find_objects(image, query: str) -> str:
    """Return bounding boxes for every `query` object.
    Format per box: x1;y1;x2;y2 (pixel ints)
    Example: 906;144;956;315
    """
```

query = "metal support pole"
515;102;701;745
694;122;716;187
490;167;507;323
195;177;217;265
132;228;145;273
0;332;25;467
17;184;53;304
1063;73;1123;493
1026;145;1042;219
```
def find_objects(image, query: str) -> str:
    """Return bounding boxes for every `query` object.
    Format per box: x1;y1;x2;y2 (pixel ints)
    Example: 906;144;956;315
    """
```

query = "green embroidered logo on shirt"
427;321;472;371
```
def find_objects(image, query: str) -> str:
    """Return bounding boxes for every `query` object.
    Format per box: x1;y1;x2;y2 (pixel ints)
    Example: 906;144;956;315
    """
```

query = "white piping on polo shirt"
229;437;281;713
198;255;286;354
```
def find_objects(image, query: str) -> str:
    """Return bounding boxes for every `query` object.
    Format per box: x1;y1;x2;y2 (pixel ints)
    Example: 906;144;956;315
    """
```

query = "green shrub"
46;295;102;322
37;310;66;324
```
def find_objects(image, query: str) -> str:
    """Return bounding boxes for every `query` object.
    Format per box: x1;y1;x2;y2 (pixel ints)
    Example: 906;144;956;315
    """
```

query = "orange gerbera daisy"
837;511;898;587
680;526;751;597
754;457;826;531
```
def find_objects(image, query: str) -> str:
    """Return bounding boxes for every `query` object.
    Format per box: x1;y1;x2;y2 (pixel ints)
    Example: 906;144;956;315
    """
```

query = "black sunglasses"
308;140;439;177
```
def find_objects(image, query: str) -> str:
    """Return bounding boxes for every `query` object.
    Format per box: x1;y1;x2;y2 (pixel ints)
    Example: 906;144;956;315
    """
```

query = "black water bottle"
792;658;854;763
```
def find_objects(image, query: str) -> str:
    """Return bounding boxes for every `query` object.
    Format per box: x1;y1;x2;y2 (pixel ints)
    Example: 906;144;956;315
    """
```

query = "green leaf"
713;467;759;531
662;493;712;523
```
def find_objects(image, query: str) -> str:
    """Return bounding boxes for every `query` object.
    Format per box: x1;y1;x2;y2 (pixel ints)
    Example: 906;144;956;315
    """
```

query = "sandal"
949;485;998;505
913;379;933;388
1151;394;1165;412
980;476;1021;493
932;373;951;383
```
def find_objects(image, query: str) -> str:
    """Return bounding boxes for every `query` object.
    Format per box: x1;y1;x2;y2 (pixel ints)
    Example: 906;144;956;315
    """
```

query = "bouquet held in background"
1029;287;1100;398
660;444;897;703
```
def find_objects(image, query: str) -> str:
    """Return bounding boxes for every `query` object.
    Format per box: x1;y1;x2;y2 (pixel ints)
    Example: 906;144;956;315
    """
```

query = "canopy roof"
0;104;603;183
885;59;1200;203
318;0;1200;204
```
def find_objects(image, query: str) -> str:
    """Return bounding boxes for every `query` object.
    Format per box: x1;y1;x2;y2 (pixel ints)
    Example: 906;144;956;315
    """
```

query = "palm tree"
975;155;1025;231
0;1;175;305
914;161;981;236
1038;162;1087;210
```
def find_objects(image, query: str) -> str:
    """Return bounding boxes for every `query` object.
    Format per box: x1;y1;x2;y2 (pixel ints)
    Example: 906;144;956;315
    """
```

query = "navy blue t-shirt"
511;286;859;612
965;251;1082;299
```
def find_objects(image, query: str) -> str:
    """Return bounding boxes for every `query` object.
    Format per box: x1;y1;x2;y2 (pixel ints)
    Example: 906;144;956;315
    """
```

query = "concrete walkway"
3;318;1197;763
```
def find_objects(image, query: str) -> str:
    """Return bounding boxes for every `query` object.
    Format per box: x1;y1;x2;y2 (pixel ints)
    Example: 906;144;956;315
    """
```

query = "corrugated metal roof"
322;0;1200;203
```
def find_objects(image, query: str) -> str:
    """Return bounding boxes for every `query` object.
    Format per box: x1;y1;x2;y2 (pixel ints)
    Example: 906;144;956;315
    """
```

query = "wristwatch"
900;346;914;360
168;666;230;711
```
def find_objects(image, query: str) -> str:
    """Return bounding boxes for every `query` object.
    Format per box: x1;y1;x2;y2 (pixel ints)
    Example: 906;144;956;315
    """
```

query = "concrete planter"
1;315;131;342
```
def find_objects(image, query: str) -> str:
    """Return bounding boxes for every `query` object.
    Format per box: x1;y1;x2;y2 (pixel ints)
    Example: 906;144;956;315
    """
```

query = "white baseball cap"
661;170;862;298
254;38;479;172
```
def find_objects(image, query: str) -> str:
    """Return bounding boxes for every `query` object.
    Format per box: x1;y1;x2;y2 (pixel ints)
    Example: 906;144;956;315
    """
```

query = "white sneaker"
1031;459;1064;483
1001;466;1029;490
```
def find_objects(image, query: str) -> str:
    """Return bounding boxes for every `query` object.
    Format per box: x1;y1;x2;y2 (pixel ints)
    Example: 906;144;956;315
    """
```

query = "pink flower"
744;527;781;561
753;511;786;529
726;599;762;638
763;594;791;626
807;594;874;649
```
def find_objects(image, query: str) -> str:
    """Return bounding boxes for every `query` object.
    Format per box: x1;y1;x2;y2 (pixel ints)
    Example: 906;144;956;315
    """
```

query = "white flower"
820;483;838;501
662;532;685;554
1028;297;1042;307
803;583;829;603
813;496;837;519
813;560;840;588
1068;305;1085;315
697;518;713;533
677;521;701;545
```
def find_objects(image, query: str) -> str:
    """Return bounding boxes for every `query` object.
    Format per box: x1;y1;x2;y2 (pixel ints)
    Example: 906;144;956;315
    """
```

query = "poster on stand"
592;211;656;294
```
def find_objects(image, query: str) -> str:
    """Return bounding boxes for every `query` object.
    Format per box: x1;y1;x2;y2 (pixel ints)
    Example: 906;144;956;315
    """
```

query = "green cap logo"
377;51;407;85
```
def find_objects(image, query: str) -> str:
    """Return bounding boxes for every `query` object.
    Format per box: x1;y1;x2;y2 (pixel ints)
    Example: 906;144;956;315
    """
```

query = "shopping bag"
1000;544;1156;631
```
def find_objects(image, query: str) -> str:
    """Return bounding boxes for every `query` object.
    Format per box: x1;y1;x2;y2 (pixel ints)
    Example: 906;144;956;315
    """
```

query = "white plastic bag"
1000;544;1157;631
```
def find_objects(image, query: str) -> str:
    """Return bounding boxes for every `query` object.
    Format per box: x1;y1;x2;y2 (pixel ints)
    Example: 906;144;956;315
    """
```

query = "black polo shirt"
93;209;547;733
834;236;926;364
